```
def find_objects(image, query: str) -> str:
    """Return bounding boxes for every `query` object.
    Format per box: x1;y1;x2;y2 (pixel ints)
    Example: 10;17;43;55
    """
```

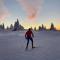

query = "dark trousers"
26;37;33;49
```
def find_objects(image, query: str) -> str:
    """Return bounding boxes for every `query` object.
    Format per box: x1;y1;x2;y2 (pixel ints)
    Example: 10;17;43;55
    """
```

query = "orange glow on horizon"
0;18;60;30
21;22;40;29
56;25;60;30
21;22;60;30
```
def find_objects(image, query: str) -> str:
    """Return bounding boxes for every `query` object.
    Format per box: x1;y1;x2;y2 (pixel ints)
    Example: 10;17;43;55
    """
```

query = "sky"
0;0;60;30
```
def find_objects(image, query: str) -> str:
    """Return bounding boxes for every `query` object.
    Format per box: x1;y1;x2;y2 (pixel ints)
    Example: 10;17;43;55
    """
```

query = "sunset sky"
0;0;60;29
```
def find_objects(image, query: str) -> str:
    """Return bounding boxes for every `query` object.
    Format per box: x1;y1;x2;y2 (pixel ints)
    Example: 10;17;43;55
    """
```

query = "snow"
0;31;60;60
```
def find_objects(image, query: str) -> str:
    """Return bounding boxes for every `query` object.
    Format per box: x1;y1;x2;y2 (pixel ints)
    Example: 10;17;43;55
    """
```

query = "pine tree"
38;26;41;31
2;23;5;29
6;26;10;30
42;24;43;29
34;27;36;31
50;23;56;30
0;23;5;31
13;18;24;31
41;24;46;30
13;19;20;31
19;25;24;30
10;24;14;30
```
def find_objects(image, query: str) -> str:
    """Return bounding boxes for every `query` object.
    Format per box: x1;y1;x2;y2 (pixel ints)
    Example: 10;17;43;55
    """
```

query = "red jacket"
25;30;34;38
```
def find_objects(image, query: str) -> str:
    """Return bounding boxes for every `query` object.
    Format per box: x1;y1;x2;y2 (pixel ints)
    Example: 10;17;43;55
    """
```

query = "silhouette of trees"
13;19;20;31
10;24;14;30
0;20;59;31
34;27;36;31
38;23;57;31
41;24;46;30
3;18;24;31
13;18;24;31
38;24;46;31
19;25;24;30
2;23;5;29
6;26;9;30
50;23;56;31
38;26;41;30
0;23;5;31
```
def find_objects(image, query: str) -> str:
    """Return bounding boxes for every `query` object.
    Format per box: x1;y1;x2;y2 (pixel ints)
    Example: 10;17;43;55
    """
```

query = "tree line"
34;23;57;31
0;19;59;31
0;19;24;31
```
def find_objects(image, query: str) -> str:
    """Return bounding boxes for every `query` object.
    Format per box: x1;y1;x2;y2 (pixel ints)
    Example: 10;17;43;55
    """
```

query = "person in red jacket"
25;28;35;49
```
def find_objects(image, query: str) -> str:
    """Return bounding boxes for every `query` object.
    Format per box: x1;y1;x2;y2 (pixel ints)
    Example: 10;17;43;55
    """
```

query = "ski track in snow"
0;31;60;60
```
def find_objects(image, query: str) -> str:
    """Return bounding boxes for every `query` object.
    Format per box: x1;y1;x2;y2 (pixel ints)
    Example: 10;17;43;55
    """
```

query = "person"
25;28;35;49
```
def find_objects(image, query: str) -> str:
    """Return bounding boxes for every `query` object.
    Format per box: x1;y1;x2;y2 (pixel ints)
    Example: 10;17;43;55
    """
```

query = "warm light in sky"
17;0;43;20
0;0;60;30
21;22;40;29
0;0;11;20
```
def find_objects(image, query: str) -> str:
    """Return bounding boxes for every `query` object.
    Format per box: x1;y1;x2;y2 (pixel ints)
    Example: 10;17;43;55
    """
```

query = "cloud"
16;0;44;20
0;0;10;20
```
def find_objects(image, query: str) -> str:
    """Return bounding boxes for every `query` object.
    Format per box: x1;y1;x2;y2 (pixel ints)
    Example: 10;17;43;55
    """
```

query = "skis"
25;46;39;51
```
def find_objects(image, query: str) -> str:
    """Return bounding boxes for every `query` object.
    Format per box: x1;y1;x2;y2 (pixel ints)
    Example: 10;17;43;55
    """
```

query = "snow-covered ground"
0;31;60;60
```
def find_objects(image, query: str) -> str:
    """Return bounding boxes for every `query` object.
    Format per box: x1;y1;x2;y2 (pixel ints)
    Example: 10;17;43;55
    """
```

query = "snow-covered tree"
13;19;24;31
19;25;24;30
10;24;14;30
13;19;20;31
